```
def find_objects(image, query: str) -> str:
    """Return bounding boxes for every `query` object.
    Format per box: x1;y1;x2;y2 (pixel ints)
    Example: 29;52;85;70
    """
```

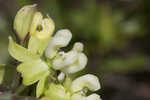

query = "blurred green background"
0;0;150;100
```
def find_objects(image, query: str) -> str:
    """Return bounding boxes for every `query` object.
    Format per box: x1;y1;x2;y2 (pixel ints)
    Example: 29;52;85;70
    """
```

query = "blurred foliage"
0;0;150;100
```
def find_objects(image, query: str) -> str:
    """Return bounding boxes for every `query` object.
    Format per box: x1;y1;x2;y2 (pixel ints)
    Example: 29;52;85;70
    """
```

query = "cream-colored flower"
71;74;101;92
52;42;87;74
45;29;72;59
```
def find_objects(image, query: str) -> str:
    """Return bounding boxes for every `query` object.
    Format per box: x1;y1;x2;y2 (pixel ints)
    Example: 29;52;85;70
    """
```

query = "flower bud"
44;83;70;100
14;4;36;40
71;74;101;93
45;29;72;59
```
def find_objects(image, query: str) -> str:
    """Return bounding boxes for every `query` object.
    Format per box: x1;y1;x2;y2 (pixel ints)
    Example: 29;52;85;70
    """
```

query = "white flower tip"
86;94;102;100
53;29;72;47
71;74;101;92
73;42;84;52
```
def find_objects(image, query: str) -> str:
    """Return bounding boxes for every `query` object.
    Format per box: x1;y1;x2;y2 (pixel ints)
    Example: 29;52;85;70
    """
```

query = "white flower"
45;29;72;59
71;74;101;92
62;52;87;74
52;42;87;74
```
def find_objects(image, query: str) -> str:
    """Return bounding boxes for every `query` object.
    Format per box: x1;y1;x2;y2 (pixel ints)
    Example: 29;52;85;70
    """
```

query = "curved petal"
86;94;101;100
45;29;72;59
63;53;87;74
71;74;101;92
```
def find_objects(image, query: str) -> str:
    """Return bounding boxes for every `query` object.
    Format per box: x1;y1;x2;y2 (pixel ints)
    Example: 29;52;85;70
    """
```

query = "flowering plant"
7;4;102;100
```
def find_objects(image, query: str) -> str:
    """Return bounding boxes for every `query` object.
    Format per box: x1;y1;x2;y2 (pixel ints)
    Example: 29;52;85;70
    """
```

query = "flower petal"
44;83;70;100
17;59;49;85
71;74;101;92
63;53;87;74
71;93;85;100
45;29;72;59
8;37;40;62
36;74;48;98
14;4;36;40
86;94;101;100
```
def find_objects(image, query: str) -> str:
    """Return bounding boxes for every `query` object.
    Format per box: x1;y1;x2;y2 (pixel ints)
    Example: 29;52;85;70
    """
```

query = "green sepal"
8;37;40;62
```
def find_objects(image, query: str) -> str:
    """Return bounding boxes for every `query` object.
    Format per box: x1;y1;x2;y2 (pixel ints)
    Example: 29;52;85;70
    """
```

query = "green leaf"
28;36;50;56
8;37;40;62
17;59;50;85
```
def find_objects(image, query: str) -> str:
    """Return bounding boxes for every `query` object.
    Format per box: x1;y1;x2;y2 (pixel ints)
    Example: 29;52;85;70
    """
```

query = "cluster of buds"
8;4;102;100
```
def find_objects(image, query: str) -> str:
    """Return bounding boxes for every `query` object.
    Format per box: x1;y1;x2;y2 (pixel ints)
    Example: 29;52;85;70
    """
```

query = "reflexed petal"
8;37;40;62
52;29;72;47
71;74;101;92
45;29;72;59
17;59;49;85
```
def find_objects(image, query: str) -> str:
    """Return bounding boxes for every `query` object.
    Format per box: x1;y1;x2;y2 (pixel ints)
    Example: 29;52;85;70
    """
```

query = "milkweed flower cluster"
8;4;102;100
